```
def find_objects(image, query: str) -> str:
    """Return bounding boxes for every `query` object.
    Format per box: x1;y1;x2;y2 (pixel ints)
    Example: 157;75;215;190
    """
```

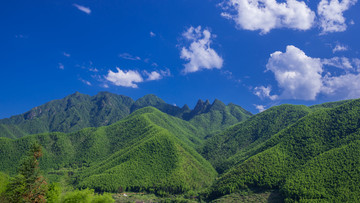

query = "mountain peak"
210;99;226;111
181;104;191;112
192;99;211;115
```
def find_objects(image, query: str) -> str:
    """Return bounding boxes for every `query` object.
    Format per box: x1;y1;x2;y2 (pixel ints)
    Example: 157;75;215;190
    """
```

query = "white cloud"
80;78;92;86
317;0;357;34
105;68;143;88
322;57;353;70
322;73;360;99
73;4;91;14
254;104;266;112
220;0;315;34
119;53;141;61
266;45;323;100
58;63;64;70
150;31;156;37
254;86;278;100
352;58;360;71
258;45;360;101
146;71;161;81
144;68;171;81
180;26;223;73
332;44;348;53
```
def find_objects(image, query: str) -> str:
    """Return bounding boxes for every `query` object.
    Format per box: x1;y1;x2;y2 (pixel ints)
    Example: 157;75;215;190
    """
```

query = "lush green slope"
77;127;216;194
309;99;353;110
0;107;216;194
208;99;360;201
202;104;312;173
283;139;360;202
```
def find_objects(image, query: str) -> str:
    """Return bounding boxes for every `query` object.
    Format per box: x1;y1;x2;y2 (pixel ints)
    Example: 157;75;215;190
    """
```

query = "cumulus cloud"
254;104;266;112
266;45;323;100
105;68;143;88
318;0;357;34
73;4;91;14
119;53;141;61
220;0;315;34
256;45;360;101
180;26;223;73
332;44;348;53
254;86;278;100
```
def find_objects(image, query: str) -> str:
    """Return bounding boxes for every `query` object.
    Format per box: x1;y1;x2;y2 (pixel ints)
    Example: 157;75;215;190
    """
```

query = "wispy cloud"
63;52;71;57
332;44;348;53
254;104;266;113
15;34;27;39
119;53;141;61
144;68;171;81
73;4;91;14
150;31;156;37
254;86;278;100
322;57;353;70
180;26;223;73
58;63;64;70
79;78;92;86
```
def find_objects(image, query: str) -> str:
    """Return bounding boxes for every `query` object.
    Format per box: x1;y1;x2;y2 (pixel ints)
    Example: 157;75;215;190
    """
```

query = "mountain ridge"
0;92;252;139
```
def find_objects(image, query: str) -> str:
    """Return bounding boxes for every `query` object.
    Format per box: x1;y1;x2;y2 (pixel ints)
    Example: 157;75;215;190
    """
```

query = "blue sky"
1;0;359;118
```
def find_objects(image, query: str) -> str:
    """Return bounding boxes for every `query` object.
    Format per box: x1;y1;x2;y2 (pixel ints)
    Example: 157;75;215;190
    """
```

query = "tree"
4;142;48;202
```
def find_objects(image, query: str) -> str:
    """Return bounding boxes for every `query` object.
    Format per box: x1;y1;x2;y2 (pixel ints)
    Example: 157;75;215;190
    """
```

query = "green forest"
1;92;360;202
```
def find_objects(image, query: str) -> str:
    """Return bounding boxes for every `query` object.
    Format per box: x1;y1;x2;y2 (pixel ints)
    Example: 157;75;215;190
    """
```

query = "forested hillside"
208;99;360;202
1;92;360;202
202;104;312;173
0;92;251;139
0;107;216;195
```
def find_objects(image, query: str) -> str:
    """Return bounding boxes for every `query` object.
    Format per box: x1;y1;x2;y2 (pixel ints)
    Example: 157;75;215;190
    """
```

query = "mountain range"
0;92;252;139
0;92;359;202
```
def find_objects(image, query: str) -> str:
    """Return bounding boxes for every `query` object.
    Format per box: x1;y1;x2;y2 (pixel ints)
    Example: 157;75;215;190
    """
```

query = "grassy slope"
202;104;312;173
208;99;360;201
0;107;216;194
